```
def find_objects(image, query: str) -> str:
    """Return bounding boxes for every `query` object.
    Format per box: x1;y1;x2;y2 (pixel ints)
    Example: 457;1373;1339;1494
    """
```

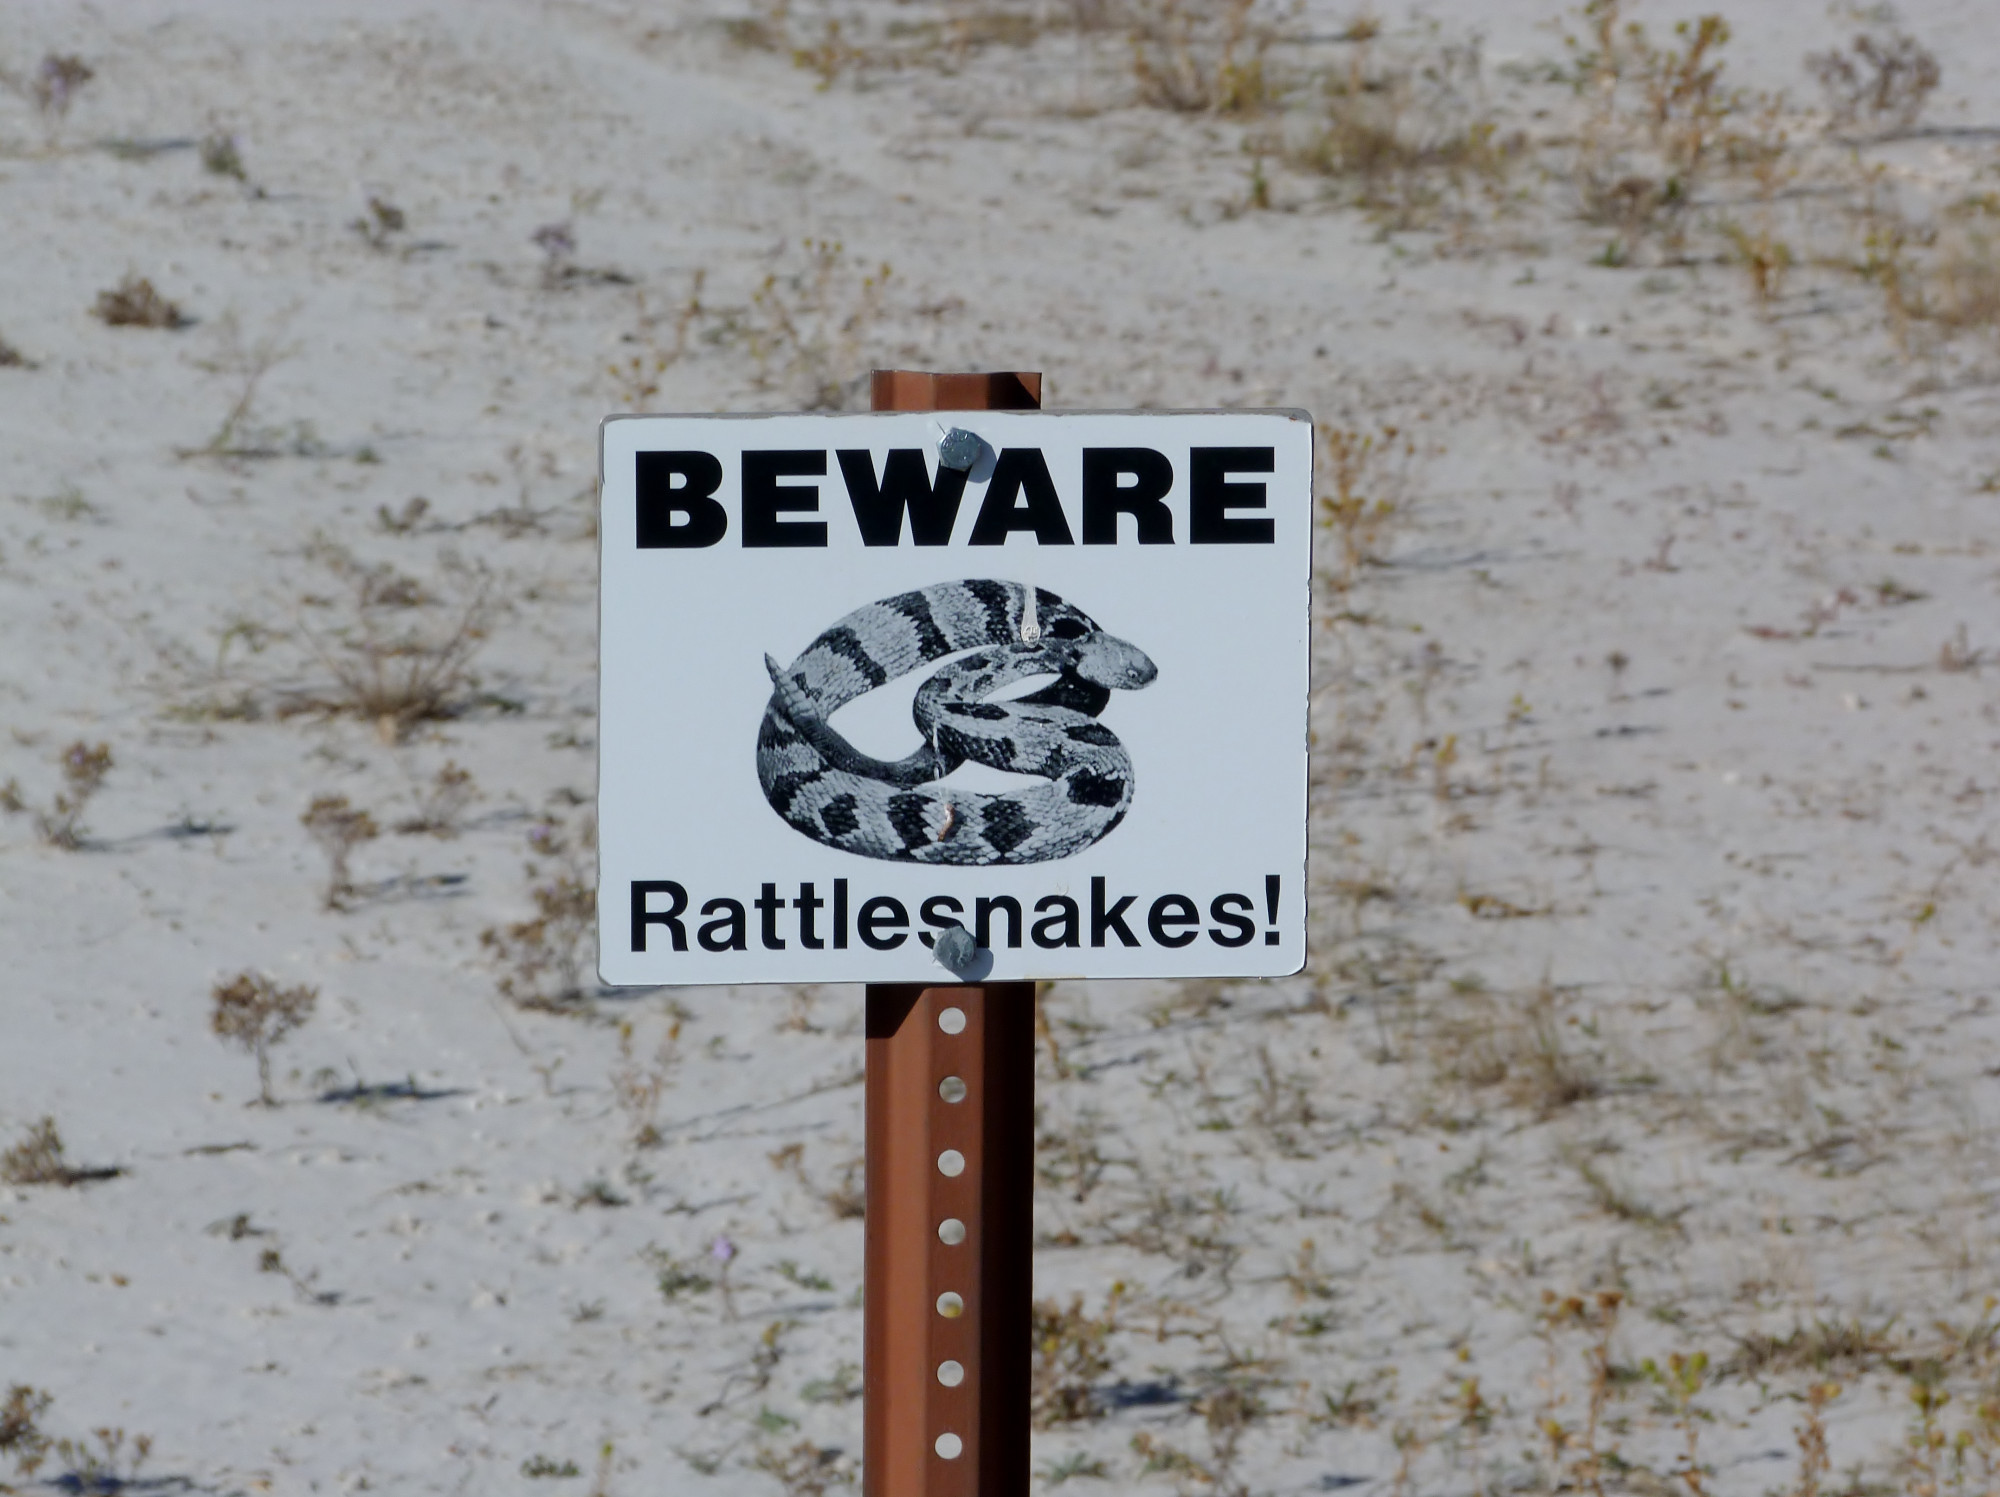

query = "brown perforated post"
865;370;1040;1497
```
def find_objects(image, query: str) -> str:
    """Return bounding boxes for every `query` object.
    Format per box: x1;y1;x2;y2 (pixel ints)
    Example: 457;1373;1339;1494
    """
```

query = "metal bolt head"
934;923;979;972
937;427;982;472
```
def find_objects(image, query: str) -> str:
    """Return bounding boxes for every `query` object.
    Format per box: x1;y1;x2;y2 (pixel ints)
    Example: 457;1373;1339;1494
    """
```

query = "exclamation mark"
1264;874;1281;945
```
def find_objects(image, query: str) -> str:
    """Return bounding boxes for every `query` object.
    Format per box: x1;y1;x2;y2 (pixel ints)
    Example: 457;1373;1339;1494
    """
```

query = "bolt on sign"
598;410;1311;985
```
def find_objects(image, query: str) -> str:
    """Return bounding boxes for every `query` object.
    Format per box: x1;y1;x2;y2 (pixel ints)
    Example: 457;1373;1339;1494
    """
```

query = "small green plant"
1640;1350;1710;1494
92;275;188;329
522;1453;581;1478
644;1245;712;1301
200;131;246;180
211;971;319;1105
300;794;379;909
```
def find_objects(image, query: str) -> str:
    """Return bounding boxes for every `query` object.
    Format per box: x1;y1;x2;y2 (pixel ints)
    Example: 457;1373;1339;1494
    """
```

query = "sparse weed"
768;1141;866;1219
1807;29;1939;132
1032;1290;1123;1426
1;1117;120;1187
746;239;892;409
1316;423;1415;591
746;1436;855;1496
607;274;707;409
393;761;479;837
3;739;114;849
0;1387;152;1492
644;1244;713;1301
1640;1350;1710;1494
0;53;92;143
211;971;319;1105
1429;981;1602;1118
1793;1380;1836;1497
532;220;630;290
1126;0;1277;115
351;195;406;250
299;794;379;909
1285;22;1513;231
183;315;300;460
284;544;495;741
92;275;187;330
610;1015;683;1148
481;816;597;1012
199;130;246;180
0;1385;52;1478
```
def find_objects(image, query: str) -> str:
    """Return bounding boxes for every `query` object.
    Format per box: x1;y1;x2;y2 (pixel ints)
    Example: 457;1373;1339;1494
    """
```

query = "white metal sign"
598;411;1311;985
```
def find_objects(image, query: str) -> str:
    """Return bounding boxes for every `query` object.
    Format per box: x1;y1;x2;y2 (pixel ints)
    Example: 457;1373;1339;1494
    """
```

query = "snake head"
1074;633;1157;691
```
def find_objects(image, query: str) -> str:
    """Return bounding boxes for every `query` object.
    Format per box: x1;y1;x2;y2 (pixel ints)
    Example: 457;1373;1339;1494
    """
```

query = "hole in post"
937;1149;965;1177
938;1075;967;1103
937;1359;965;1387
937;1006;967;1035
938;1218;966;1245
936;1291;964;1318
935;1432;963;1460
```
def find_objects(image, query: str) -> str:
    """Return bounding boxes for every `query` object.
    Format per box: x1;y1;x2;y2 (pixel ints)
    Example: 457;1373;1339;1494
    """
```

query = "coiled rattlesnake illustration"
756;579;1157;865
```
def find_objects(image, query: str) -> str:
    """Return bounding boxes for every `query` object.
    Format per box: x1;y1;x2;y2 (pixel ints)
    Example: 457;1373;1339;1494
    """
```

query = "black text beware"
633;447;1278;549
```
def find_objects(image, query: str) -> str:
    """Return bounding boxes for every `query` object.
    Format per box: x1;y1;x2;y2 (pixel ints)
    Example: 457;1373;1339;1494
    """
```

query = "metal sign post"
864;371;1042;1497
595;373;1312;1497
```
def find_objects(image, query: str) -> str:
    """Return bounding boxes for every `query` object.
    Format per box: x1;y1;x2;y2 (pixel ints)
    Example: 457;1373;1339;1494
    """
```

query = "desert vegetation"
1;1;1995;1493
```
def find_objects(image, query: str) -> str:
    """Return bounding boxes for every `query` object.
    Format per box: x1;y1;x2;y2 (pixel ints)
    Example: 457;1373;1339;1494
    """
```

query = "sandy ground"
1;1;1998;1493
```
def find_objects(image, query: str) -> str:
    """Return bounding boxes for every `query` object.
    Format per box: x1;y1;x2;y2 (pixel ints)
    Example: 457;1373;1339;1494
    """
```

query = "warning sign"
598;410;1312;985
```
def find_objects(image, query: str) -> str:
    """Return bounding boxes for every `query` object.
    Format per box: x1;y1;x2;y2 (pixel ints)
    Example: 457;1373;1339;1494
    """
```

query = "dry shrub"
746;1438;855;1495
0;333;26;368
1728;1319;1897;1379
1807;29;1939;132
1430;982;1602;1117
1315;423;1414;591
1286;22;1512;227
1032;1290;1122;1426
1853;195;2000;349
1126;0;1278;114
0;53;92;140
393;761;478;837
482;817;596;1012
92;275;188;330
212;971;319;1105
611;1016;683;1148
1563;1;1744;257
2;1119;71;1186
286;545;495;742
0;1386;51;1479
2;740;113;849
769;1141;866;1219
606;273;706;409
0;1118;120;1188
300;794;379;909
